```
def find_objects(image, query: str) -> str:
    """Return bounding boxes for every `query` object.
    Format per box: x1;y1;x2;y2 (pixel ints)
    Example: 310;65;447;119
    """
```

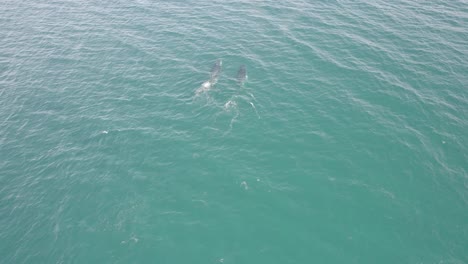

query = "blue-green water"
1;0;467;263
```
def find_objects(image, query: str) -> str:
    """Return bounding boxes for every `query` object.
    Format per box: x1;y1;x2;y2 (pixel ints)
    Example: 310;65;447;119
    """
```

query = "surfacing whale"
196;59;222;95
237;65;247;84
210;59;222;82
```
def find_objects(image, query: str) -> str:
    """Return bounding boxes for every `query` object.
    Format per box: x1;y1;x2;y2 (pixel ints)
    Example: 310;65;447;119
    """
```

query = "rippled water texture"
1;0;467;263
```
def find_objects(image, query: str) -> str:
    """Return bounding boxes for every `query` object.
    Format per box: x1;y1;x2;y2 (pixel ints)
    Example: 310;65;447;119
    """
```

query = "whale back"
237;65;247;83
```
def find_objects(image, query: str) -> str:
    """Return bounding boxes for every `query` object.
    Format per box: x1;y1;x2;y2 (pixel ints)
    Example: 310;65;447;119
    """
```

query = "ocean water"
1;0;467;263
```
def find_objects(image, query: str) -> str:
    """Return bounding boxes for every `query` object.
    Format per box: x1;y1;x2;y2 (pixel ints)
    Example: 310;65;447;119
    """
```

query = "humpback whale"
237;65;247;84
196;59;222;95
210;59;222;82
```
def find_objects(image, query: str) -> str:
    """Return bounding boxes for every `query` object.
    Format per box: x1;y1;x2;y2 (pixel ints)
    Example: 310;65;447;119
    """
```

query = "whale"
210;59;222;83
237;65;247;84
196;59;222;95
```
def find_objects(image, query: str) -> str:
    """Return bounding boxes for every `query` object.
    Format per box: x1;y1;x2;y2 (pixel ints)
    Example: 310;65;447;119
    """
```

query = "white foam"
224;100;237;110
195;81;213;96
241;181;248;190
202;81;211;88
249;102;260;119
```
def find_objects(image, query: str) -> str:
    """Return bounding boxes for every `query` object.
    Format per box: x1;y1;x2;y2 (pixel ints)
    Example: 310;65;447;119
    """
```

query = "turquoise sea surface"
1;0;467;263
